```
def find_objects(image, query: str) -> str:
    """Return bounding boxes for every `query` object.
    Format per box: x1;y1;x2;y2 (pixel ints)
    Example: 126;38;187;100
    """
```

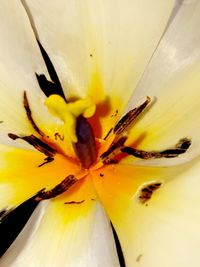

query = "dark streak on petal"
0;192;42;257
0;210;7;219
121;138;191;159
73;116;97;169
114;97;150;135
38;156;54;167
35;175;77;201
23;91;45;137
36;41;66;100
111;223;126;267
103;127;113;140
8;133;56;157
64;200;85;205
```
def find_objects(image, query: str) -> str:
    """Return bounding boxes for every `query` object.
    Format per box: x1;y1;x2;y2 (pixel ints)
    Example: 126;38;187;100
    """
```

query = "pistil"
45;94;97;168
73;116;97;169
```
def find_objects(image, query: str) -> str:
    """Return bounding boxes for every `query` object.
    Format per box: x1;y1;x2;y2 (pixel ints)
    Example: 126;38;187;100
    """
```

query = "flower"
0;1;200;267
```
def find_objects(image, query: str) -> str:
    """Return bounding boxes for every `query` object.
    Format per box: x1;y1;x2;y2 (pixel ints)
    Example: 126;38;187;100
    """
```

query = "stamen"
23;91;45;137
101;136;127;164
121;138;191;159
8;133;56;157
35;175;77;201
114;97;150;135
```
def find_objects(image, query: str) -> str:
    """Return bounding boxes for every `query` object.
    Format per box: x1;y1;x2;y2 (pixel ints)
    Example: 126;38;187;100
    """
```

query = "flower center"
7;91;191;201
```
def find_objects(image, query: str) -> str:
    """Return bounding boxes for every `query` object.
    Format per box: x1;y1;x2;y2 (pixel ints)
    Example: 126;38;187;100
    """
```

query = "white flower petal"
0;1;55;146
24;0;174;109
122;0;200;166
0;200;120;267
121;159;200;267
128;159;200;267
93;158;200;267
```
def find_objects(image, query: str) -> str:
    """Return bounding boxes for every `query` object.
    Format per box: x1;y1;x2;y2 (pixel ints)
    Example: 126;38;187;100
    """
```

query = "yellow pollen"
45;94;96;143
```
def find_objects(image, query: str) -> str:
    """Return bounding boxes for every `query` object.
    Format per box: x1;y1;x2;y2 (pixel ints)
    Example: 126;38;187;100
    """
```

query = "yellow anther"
45;95;96;143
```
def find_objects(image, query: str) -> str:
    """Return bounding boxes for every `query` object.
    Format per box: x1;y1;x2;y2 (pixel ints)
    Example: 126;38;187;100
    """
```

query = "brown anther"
101;136;127;164
114;97;150;135
121;138;191;159
35;175;77;201
23;91;45;137
8;133;56;157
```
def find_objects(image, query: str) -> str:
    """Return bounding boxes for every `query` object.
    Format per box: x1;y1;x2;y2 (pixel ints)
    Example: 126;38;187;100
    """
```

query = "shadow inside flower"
88;97;112;138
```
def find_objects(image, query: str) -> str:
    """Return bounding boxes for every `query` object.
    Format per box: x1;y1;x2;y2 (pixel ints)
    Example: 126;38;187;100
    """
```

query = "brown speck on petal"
136;254;143;262
54;132;64;141
139;182;161;204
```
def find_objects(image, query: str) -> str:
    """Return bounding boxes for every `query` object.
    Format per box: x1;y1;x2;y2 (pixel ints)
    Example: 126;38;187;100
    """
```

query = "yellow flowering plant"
0;1;200;267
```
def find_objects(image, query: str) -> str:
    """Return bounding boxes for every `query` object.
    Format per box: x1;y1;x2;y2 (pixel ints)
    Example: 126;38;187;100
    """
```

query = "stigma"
45;94;96;143
45;94;97;169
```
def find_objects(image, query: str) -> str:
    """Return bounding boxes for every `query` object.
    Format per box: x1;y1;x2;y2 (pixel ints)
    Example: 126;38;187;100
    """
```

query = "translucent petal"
0;144;79;210
92;158;200;267
0;1;62;147
0;178;120;267
23;0;174;137
122;0;200;166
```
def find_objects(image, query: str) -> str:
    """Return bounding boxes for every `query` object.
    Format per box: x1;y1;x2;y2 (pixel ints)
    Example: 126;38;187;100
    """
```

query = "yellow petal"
122;1;200;166
0;144;80;210
92;159;200;267
0;177;120;267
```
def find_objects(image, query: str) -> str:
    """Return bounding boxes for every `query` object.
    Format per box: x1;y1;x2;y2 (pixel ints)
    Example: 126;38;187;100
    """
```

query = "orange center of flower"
7;91;191;202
